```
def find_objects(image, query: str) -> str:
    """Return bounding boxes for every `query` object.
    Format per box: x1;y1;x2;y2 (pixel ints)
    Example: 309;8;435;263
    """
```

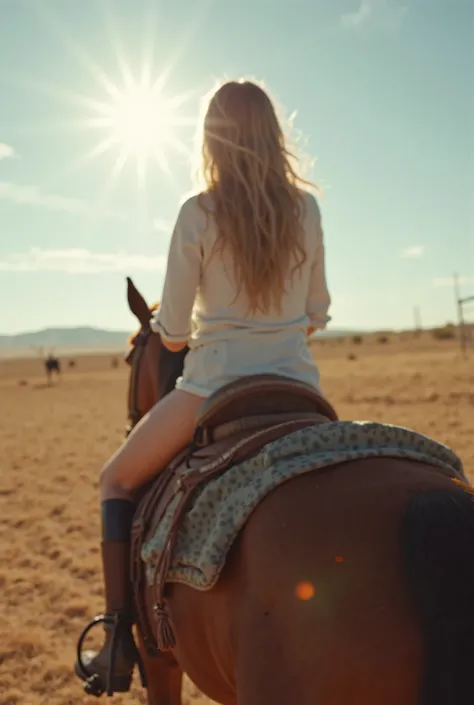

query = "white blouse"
151;189;331;349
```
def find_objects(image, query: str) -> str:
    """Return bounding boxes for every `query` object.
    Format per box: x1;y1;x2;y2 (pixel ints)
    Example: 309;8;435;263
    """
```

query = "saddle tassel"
154;602;176;651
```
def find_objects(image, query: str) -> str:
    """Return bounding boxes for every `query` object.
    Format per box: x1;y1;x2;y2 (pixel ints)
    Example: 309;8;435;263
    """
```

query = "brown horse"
88;277;474;705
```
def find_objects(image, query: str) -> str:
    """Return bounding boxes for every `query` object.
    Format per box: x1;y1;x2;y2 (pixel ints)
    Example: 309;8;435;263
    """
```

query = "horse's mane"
127;302;160;346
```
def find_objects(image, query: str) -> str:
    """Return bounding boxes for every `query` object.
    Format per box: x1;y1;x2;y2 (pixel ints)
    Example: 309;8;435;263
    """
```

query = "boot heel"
107;672;133;694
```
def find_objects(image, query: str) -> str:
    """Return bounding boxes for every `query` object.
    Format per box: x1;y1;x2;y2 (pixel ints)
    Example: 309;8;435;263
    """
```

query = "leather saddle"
131;374;338;654
195;373;338;445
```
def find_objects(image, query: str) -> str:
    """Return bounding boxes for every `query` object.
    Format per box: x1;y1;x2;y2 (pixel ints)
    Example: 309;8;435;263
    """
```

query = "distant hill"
0;326;129;356
0;325;360;358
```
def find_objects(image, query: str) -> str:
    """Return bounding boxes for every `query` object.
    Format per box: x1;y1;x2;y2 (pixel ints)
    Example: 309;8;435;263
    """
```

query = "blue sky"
0;0;472;334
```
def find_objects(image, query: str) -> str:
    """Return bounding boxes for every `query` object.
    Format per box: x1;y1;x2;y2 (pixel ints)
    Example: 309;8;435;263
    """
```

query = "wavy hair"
198;79;317;314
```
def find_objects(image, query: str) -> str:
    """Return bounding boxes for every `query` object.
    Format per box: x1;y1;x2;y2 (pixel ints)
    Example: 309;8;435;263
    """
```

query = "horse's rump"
132;419;464;655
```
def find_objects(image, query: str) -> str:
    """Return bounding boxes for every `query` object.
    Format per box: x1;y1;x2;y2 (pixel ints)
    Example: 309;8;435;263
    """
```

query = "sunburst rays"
1;0;203;201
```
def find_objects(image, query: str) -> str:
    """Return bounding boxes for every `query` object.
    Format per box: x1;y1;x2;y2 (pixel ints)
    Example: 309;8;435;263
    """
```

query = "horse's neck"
158;346;188;400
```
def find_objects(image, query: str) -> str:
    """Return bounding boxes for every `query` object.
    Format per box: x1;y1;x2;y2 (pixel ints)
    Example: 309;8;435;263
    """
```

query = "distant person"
75;79;331;693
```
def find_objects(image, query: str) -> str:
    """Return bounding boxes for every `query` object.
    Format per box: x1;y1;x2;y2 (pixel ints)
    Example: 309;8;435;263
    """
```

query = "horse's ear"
126;277;151;330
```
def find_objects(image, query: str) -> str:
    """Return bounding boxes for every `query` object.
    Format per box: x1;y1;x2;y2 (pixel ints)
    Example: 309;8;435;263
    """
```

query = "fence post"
454;273;474;355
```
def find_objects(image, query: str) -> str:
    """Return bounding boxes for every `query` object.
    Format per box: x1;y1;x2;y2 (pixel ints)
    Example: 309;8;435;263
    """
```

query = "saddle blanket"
141;421;466;590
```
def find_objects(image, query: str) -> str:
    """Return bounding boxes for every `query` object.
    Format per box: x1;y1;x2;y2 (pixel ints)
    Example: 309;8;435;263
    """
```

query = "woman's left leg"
75;389;204;696
100;388;205;498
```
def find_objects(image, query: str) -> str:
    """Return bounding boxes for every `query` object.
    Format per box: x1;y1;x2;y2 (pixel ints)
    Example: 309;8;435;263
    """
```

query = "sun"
59;63;197;190
4;1;198;192
104;85;175;159
77;73;194;186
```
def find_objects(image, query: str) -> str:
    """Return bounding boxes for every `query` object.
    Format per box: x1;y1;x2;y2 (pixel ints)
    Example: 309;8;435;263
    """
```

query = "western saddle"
131;374;338;655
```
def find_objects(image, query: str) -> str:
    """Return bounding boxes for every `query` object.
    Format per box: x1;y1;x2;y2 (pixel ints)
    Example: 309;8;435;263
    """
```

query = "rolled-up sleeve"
151;198;201;342
306;196;331;330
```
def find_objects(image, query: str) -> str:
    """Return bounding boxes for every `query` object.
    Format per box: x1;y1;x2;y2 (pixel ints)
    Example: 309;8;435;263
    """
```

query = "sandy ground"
1;334;473;704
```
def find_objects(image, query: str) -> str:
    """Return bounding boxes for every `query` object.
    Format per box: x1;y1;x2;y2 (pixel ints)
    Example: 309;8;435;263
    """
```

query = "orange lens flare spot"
335;556;344;563
295;581;315;600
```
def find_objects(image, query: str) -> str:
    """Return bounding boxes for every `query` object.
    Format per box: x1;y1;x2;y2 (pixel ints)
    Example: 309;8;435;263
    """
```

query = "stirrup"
75;613;147;697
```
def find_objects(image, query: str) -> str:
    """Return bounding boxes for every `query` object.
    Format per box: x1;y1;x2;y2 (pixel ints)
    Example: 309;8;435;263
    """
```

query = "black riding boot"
75;499;138;697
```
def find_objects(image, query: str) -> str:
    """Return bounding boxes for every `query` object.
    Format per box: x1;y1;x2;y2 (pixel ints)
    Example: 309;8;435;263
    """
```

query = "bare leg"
100;389;205;500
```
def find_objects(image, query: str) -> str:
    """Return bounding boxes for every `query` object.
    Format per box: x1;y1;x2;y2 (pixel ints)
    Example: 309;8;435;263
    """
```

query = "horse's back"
169;456;455;704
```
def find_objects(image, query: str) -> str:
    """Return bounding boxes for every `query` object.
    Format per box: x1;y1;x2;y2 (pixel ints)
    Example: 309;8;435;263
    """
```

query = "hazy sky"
0;0;472;334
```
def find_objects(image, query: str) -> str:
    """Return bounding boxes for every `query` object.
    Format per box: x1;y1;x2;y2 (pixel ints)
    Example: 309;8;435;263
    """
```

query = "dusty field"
1;334;473;705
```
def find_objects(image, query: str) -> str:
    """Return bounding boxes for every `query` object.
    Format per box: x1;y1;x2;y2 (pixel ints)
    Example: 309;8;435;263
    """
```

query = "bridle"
125;327;152;437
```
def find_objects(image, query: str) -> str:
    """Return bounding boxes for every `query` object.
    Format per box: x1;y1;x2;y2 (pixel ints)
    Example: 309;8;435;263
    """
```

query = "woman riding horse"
76;79;331;692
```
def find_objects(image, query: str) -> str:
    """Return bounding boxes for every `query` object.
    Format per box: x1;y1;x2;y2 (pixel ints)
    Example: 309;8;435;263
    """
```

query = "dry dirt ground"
1;334;473;705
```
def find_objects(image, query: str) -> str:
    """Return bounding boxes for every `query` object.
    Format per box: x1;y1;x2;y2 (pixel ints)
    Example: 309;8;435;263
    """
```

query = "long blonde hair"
198;79;317;314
